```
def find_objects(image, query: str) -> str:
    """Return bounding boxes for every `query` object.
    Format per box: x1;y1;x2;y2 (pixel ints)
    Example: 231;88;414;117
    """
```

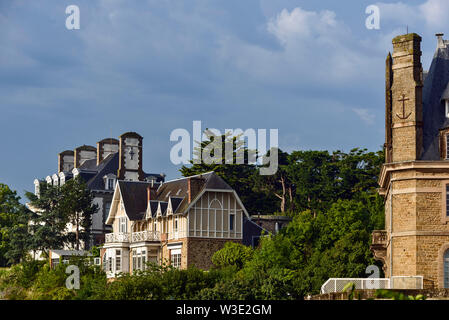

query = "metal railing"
105;232;130;243
320;276;423;294
105;231;161;243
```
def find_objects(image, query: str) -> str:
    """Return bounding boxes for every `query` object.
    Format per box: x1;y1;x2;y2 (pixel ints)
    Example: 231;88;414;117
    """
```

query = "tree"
239;192;384;297
255;149;295;213
60;177;98;250
211;242;254;269
180;131;277;214
0;184;31;265
25;183;67;258
285;148;384;217
26;177;98;256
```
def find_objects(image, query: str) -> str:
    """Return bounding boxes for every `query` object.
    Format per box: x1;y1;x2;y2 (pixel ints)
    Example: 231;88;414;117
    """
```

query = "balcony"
370;230;388;273
371;230;388;247
105;232;130;243
105;231;160;244
131;230;160;242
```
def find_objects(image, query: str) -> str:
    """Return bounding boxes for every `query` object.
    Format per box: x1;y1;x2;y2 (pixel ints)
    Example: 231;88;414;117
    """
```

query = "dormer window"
107;178;115;190
103;174;116;190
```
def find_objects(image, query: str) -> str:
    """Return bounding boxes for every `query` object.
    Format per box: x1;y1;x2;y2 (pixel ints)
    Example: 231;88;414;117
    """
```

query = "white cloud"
376;0;449;32
419;0;449;30
352;108;376;125
215;7;381;90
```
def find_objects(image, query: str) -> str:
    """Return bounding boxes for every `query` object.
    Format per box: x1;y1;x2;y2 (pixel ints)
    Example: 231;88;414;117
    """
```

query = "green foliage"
0;144;385;300
375;289;426;300
0;184;31;266
212;242;254;269
0;257;107;300
180;131;278;215
105;264;221;300
25;177;98;255
342;282;356;300
60;177;98;250
90;246;100;257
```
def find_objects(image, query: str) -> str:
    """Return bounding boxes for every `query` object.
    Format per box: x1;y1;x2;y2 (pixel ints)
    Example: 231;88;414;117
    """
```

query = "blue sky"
0;0;448;200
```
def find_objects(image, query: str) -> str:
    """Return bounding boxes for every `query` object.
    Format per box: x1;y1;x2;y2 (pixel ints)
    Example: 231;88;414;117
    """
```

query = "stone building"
372;32;449;289
30;132;165;250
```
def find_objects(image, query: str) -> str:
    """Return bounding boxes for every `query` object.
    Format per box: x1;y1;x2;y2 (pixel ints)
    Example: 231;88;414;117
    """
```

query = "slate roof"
422;41;449;160
74;152;165;192
156;172;233;214
117;172;235;221
85;153;119;190
118;181;150;221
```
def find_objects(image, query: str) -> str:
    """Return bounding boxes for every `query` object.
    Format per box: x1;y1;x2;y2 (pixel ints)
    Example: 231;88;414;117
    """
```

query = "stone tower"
390;33;424;161
117;132;144;181
373;33;449;289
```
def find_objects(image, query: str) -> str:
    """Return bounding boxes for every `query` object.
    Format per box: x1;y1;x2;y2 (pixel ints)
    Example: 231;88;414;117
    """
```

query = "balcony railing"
105;231;160;243
320;276;424;294
131;230;160;242
371;230;387;247
105;232;130;243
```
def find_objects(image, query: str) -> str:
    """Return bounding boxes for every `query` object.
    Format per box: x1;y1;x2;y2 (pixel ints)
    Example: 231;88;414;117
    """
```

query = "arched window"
208;198;223;209
444;250;449;288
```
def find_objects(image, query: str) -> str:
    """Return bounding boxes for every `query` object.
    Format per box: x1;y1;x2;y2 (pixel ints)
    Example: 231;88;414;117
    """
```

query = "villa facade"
102;171;250;277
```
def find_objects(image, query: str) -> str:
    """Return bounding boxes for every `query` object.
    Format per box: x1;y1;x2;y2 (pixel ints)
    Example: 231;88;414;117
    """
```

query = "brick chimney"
147;182;157;203
58;150;74;173
97;138;119;165
188;176;204;203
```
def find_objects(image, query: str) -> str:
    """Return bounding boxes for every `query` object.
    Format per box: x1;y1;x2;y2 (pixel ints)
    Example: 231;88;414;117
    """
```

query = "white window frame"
170;249;182;269
132;248;147;271
119;217;127;233
115;249;121;272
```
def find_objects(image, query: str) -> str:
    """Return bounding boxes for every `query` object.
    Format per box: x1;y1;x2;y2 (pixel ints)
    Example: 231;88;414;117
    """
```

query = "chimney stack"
188;176;204;203
58;150;75;173
117;132;144;181
390;33;423;162
97;138;119;165
147;183;157;203
436;33;447;49
74;145;97;168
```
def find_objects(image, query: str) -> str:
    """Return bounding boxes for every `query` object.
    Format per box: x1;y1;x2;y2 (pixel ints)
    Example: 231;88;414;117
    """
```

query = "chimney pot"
436;33;446;48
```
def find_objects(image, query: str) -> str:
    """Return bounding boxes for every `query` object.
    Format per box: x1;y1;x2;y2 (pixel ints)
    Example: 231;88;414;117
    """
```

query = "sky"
0;0;448;200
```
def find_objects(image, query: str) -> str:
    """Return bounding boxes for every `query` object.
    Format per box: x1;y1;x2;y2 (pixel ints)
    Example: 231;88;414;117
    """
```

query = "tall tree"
0;184;31;266
26;183;67;258
60;177;97;250
255;149;295;213
26;177;98;256
180;131;278;214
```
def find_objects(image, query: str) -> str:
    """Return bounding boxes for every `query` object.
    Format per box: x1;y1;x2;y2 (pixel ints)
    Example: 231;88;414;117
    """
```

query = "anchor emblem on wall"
396;94;412;120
